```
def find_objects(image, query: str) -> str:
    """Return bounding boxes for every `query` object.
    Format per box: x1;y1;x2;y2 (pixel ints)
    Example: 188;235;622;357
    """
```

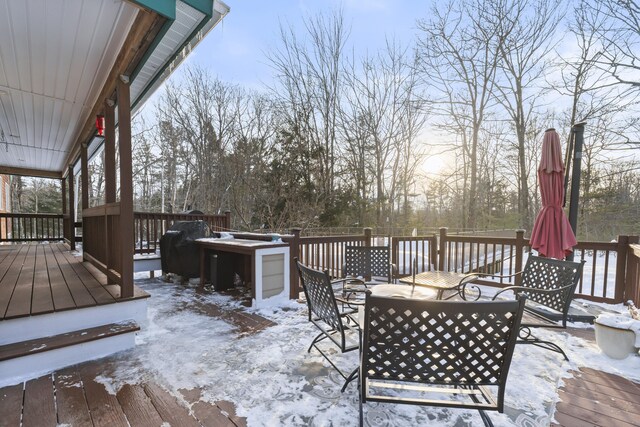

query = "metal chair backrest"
520;256;584;316
296;259;343;332
361;293;525;412
344;245;391;281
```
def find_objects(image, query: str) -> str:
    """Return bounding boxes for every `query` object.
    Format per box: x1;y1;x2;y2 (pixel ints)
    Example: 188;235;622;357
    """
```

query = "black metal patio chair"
359;292;526;426
340;245;397;297
472;255;585;360
295;259;361;392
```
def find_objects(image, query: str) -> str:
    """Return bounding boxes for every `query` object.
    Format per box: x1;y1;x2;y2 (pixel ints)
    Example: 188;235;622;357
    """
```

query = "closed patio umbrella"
530;129;577;259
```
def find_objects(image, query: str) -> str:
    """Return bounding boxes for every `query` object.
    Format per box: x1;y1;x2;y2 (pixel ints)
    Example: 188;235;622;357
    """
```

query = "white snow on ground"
95;275;640;427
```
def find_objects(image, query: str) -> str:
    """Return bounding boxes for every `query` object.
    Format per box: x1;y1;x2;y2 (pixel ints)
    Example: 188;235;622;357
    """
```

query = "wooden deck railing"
133;211;231;254
284;227;639;306
0;213;64;242
82;203;122;284
3;211;638;307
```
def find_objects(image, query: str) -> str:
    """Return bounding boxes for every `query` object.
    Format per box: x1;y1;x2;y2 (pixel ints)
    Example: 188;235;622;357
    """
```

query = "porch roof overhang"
0;0;229;178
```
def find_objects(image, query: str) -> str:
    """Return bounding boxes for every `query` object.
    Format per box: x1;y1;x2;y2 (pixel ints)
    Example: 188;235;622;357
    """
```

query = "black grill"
160;221;211;278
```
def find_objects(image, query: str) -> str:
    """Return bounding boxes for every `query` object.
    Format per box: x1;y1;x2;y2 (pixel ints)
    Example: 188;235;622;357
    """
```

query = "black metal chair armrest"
472;270;523;281
491;282;576;301
453;273;484;301
331;277;365;293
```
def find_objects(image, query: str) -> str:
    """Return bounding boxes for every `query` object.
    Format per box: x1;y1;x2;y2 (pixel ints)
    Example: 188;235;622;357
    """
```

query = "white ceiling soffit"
130;0;230;112
0;0;138;173
81;0;229;172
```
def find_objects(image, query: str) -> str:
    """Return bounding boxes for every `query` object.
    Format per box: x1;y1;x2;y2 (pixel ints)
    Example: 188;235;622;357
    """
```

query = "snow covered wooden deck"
0;243;148;320
0;243;149;386
0;360;246;427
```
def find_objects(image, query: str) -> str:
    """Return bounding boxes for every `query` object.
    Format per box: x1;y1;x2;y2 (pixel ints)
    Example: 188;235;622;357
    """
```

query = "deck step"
0;321;139;362
0;322;140;387
0;296;148;345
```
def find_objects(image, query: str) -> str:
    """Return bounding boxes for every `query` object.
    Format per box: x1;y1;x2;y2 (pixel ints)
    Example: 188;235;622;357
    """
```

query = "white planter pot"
594;321;638;360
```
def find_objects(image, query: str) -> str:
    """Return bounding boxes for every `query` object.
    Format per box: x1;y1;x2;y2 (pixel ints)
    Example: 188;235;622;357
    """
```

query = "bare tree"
493;0;563;230
267;9;349;204
584;0;640;89
416;0;508;229
341;40;427;227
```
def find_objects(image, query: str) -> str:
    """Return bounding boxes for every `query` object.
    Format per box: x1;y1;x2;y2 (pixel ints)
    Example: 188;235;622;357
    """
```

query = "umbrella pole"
563;131;574;208
567;122;586;261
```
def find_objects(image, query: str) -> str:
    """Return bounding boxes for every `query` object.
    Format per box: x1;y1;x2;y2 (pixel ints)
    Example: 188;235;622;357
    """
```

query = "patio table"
398;271;470;300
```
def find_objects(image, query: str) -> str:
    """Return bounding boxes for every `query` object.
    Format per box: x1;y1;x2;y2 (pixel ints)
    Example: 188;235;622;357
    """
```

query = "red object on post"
95;115;105;136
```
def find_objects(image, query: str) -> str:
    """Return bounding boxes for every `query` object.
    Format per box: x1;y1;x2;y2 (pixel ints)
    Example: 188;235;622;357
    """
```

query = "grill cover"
160;221;211;278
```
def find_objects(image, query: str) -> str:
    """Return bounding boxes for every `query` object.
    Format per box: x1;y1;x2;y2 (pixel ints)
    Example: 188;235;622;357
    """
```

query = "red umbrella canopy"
529;129;577;259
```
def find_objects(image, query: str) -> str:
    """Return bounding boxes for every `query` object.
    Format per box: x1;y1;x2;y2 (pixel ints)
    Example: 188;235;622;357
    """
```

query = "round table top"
398;271;468;290
370;284;437;300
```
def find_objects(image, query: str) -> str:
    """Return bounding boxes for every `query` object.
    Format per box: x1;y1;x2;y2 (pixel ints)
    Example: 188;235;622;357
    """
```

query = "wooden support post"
615;235;629;303
224;210;231;231
438;227;447;271
61;177;67;245
624;235;639;303
81;144;89;211
514;229;525;287
104;99;116;204
67;167;75;251
289;228;301;299
117;76;134;298
364;227;372;246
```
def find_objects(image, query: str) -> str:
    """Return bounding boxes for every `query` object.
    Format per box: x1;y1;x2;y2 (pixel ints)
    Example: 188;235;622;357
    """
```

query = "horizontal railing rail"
0;212;64;242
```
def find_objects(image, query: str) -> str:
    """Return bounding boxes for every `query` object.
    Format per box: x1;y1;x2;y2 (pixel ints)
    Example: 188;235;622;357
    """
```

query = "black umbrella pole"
567;122;586;260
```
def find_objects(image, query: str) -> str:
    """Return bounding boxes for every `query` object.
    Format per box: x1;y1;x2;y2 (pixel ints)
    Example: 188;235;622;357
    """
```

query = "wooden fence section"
133;211;231;254
284;230;368;279
392;235;438;275
0;213;64;242
82;203;122;284
285;227;640;306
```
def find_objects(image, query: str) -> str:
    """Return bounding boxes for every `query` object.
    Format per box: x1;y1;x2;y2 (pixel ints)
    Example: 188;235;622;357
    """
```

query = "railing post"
438;227;447;271
515;229;525;286
289;228;302;299
430;233;438;271
624;235;639;303
364;227;372;246
614;235;630;303
68;167;76;251
117;75;134;298
225;210;231;231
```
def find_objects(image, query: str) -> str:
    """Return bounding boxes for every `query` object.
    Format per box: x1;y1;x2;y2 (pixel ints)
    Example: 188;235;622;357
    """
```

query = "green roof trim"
183;0;213;16
131;13;212;110
130;19;174;83
131;0;177;20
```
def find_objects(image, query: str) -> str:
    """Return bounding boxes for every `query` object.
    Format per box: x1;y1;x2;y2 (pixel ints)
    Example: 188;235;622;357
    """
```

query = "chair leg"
358;380;364;427
522;339;570;361
518;327;569;361
477;410;494;427
308;332;328;353
341;368;358;392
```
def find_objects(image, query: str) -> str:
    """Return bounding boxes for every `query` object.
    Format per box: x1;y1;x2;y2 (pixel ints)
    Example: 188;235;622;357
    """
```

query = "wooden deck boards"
0;243;148;321
553;367;640;427
0;361;244;427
